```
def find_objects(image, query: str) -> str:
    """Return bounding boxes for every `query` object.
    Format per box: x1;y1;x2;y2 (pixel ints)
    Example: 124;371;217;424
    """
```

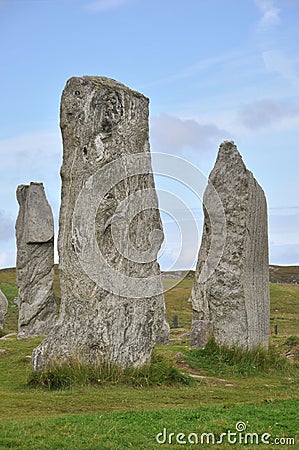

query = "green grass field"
0;268;298;449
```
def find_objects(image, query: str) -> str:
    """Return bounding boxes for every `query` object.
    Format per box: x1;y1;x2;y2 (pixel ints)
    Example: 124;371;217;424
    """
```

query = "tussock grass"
28;352;191;390
186;338;297;377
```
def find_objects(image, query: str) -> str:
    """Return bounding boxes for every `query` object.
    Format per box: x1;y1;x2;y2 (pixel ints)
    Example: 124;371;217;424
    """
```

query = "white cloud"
150;115;227;154
255;0;280;28
85;0;128;12
239;99;299;129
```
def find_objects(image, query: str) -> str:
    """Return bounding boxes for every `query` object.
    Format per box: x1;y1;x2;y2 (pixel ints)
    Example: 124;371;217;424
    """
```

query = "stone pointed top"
218;139;241;158
209;141;251;185
215;140;244;164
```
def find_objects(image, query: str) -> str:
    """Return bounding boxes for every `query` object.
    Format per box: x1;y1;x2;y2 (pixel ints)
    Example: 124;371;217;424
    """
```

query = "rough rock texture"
16;182;57;339
32;76;169;371
190;141;270;349
0;288;8;332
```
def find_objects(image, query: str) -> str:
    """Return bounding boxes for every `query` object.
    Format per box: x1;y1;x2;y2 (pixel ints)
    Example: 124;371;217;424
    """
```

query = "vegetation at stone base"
0;399;298;449
28;352;191;389
184;338;298;378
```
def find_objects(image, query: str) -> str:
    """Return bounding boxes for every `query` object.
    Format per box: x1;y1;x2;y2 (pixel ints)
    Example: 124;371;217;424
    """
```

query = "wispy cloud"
85;0;129;12
263;50;299;89
239;99;299;129
141;50;246;90
255;0;280;29
150;115;227;153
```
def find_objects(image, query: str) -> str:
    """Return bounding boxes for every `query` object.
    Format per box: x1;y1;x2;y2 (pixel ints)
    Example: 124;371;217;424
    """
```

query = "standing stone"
32;76;169;371
190;141;270;349
0;288;8;333
16;182;57;339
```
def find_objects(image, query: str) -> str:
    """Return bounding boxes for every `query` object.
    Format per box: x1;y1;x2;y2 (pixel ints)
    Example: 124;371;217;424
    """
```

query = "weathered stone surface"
16;182;57;339
190;141;270;349
32;76;169;371
0;288;8;332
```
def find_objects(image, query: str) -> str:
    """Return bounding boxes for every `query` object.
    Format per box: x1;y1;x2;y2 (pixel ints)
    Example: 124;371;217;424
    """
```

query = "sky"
0;0;298;270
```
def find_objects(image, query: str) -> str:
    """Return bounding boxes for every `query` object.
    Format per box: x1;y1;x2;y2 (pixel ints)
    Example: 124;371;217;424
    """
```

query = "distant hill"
1;265;299;285
162;266;299;285
269;265;299;284
161;270;195;279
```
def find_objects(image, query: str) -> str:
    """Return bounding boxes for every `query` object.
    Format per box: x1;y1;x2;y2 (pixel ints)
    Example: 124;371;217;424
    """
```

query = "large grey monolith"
32;76;169;371
190;141;270;349
0;288;8;332
16;182;57;338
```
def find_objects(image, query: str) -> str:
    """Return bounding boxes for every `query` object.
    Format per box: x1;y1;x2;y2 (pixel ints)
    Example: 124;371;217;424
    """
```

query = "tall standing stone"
32;76;169;371
190;141;270;349
16;182;57;339
0;288;8;333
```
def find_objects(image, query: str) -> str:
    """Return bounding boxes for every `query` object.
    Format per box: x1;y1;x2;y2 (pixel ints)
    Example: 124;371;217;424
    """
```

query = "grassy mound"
28;352;191;389
185;338;298;377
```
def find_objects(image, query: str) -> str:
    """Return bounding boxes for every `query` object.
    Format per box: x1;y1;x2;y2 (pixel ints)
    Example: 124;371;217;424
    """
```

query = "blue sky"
0;0;298;269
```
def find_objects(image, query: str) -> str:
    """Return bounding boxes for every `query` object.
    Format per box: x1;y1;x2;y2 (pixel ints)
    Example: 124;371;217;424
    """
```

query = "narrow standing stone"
190;141;270;349
32;76;169;371
16;182;57;338
0;288;8;333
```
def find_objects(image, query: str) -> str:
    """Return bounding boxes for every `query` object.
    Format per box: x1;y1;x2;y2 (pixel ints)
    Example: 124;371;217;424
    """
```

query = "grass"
184;338;297;377
270;283;299;335
0;267;298;448
28;352;191;389
0;400;298;449
163;277;193;331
